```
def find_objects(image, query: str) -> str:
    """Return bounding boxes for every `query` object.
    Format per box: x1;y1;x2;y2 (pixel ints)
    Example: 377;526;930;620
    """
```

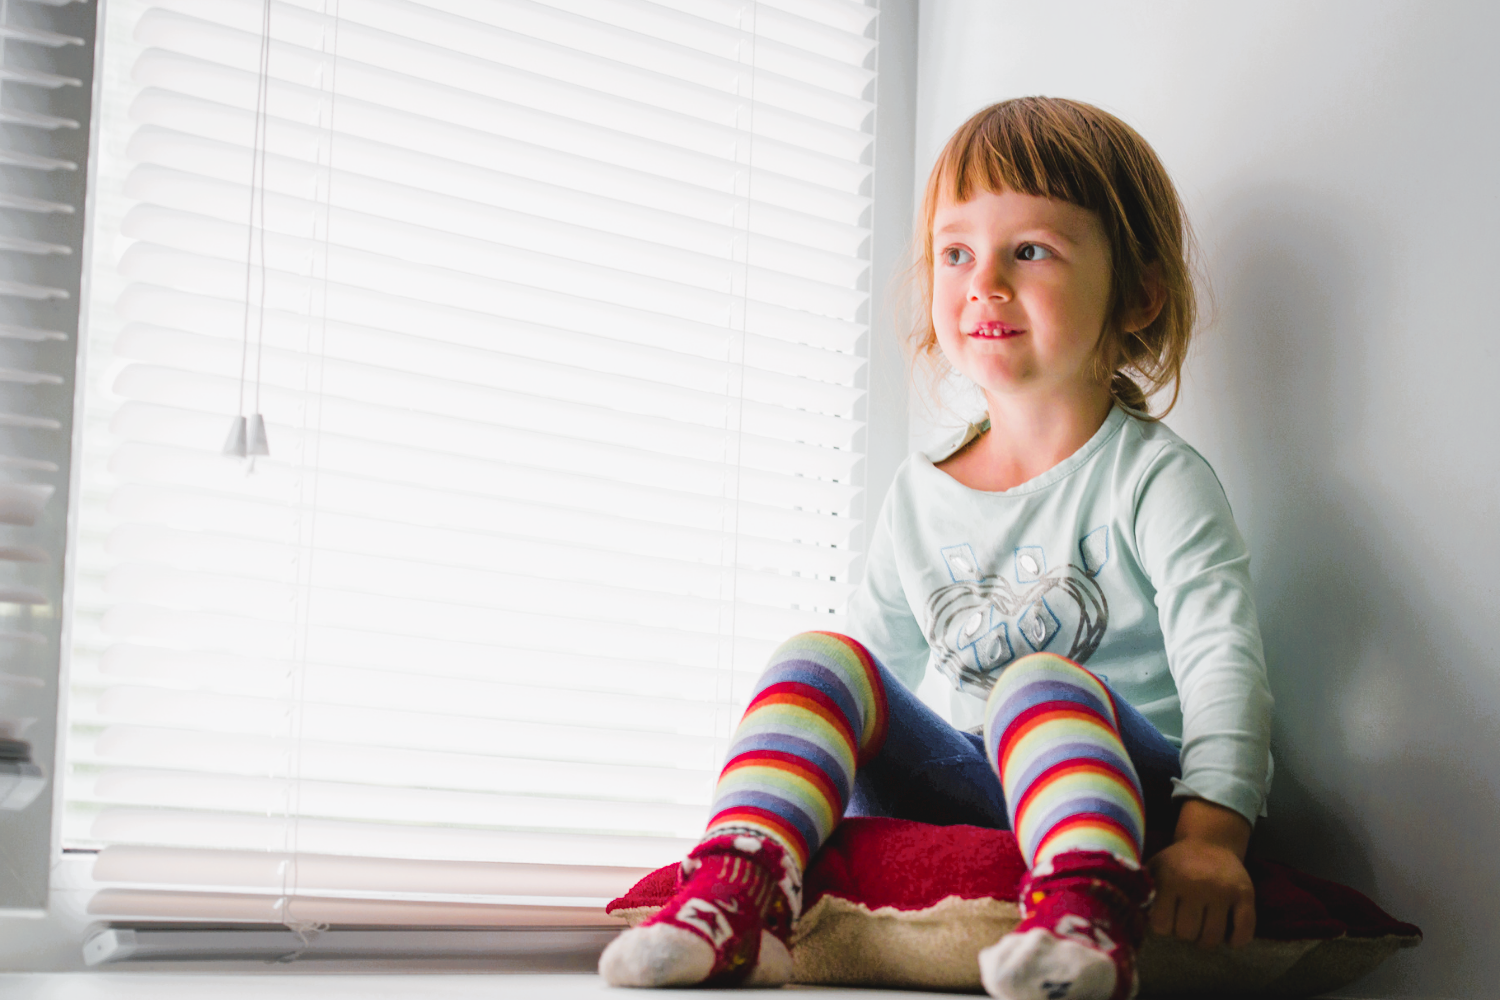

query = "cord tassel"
246;413;270;456
222;415;248;457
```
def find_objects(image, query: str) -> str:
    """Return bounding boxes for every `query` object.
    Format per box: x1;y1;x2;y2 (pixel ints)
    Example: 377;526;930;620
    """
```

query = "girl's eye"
941;247;973;266
1017;243;1053;262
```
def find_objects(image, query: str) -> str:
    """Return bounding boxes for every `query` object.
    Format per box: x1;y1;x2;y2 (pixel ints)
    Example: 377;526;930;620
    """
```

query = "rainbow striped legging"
704;631;1181;884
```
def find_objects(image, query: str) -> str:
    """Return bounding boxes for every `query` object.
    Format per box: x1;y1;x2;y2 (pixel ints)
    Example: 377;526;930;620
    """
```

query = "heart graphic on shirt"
923;533;1110;694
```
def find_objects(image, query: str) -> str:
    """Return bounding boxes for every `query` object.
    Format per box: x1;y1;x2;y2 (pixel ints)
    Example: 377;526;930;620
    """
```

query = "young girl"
600;97;1273;1000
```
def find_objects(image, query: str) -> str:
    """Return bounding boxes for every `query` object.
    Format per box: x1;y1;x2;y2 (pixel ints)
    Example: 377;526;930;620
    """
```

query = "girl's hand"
1146;798;1256;949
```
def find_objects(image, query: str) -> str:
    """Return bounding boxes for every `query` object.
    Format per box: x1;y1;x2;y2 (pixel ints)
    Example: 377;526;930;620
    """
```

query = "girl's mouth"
968;322;1024;339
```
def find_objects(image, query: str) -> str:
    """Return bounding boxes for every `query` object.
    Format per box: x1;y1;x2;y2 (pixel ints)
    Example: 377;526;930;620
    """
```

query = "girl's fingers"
1229;892;1257;947
1148;891;1178;937
1173;896;1206;943
1197;901;1229;949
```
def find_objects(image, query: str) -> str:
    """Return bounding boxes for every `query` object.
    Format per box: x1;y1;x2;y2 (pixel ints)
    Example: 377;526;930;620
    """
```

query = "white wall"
915;3;1499;997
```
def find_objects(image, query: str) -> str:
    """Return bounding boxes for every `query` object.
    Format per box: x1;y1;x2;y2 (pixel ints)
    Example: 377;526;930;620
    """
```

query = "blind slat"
82;771;708;838
104;483;858;577
80;849;646;934
87;685;728;770
94;846;651;899
119;242;867;354
131;107;871;253
129;144;870;279
102;601;795;672
109;518;852;603
101;561;847;645
77;726;721;799
118;280;868;388
116;323;866;430
126;164;871;300
92;641;757;701
89;809;696;867
122;201;870;323
112;379;862;481
133;48;874;198
163;0;876;100
88;889;623;926
106;527;853;615
91;660;739;736
106;423;863;517
535;0;876;81
105;451;862;546
140;4;876;136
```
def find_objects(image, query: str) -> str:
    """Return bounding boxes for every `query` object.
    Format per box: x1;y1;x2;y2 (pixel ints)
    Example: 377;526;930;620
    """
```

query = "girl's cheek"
932;273;962;311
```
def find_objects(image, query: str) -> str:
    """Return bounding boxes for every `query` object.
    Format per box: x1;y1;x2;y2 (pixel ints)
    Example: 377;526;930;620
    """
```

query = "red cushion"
608;816;1419;943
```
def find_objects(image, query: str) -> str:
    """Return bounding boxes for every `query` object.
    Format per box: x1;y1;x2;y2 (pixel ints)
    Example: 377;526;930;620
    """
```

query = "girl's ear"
1123;262;1167;333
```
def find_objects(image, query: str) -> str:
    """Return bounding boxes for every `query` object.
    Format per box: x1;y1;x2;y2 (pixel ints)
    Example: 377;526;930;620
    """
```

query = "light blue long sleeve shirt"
845;405;1274;824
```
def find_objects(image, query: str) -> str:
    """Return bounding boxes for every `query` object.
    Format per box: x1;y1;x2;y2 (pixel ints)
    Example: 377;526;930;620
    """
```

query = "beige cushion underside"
612;896;1405;997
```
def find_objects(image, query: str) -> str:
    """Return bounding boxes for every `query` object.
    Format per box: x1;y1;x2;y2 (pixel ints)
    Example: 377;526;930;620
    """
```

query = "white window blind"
66;0;879;927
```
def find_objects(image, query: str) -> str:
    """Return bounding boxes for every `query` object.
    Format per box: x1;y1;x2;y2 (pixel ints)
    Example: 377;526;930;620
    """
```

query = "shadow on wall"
1207;187;1499;997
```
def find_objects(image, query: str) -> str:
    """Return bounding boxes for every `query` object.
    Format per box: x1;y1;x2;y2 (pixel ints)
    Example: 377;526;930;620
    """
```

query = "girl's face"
931;188;1115;405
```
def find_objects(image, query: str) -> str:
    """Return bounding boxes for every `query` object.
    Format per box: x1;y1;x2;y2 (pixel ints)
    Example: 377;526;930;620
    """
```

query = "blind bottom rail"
83;923;622;966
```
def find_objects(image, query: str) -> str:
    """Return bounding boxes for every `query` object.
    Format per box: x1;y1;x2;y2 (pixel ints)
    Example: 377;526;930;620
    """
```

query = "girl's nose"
968;262;1012;302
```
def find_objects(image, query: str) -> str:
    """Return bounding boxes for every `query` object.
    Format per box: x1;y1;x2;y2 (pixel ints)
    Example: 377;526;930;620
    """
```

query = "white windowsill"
0;974;940;998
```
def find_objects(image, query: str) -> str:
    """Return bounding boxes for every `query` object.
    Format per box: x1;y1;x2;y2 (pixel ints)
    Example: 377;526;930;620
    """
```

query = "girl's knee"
758;631;889;710
758;631;890;757
984;650;1116;719
983;652;1092;710
769;630;883;680
983;653;1122;750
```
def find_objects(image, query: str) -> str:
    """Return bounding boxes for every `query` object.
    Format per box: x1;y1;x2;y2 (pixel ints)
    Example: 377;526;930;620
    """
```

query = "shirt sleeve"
1132;443;1274;825
844;480;930;693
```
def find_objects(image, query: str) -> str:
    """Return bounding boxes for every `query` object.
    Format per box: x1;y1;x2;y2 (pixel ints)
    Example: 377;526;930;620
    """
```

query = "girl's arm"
1131;441;1274;829
843;473;931;691
1131;440;1273;947
1148;798;1256;948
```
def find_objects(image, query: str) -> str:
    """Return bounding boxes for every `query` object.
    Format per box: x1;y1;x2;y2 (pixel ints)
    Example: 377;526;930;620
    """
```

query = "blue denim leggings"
845;658;1183;844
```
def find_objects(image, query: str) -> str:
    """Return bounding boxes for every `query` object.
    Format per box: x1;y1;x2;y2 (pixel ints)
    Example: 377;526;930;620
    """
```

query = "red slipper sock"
979;850;1153;1000
598;834;793;988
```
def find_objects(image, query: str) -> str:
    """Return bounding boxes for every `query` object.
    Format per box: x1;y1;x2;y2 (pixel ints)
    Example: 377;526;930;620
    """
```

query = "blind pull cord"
224;0;274;462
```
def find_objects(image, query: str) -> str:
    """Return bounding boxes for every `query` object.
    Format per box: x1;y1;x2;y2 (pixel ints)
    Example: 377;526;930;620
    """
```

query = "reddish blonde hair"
910;97;1197;416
